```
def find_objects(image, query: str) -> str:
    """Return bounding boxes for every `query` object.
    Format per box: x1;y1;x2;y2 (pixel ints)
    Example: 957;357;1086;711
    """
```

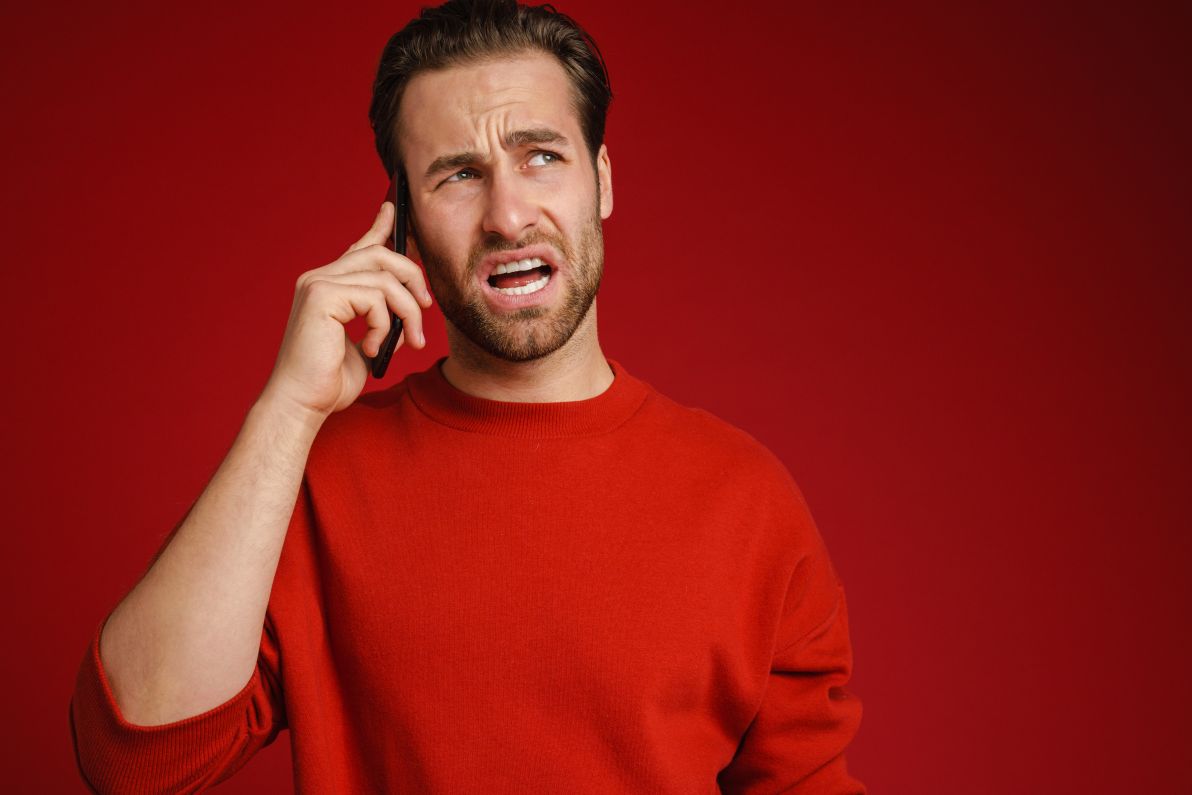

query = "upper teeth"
492;257;546;275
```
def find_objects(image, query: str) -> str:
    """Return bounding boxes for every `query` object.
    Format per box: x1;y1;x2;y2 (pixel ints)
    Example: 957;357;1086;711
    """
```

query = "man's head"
369;1;614;363
370;0;611;176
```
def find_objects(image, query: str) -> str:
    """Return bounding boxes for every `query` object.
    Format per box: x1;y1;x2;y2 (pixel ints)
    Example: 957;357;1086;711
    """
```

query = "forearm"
98;392;323;726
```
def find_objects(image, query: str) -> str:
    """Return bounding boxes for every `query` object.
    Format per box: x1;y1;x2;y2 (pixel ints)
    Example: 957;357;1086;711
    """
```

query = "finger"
315;245;434;309
305;280;394;354
345;202;395;254
310;271;425;352
348;325;405;365
356;324;406;361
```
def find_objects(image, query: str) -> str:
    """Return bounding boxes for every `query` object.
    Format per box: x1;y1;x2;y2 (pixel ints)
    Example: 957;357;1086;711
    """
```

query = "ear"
405;223;422;264
596;144;613;220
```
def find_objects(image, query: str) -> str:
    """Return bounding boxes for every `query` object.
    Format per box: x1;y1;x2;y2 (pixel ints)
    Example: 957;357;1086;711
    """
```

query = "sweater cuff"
70;618;272;794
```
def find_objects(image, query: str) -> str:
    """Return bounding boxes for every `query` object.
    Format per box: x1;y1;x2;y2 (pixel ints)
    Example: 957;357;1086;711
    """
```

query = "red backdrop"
3;1;1188;791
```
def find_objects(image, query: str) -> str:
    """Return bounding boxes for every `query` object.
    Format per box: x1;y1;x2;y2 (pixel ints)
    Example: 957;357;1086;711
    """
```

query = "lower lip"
479;268;561;311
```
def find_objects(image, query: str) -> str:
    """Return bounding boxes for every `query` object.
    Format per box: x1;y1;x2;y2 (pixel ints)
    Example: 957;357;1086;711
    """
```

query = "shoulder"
307;380;412;457
634;379;808;505
633;378;829;567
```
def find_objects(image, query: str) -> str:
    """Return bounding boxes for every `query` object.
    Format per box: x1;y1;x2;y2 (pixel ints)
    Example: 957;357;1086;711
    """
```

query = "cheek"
417;206;470;259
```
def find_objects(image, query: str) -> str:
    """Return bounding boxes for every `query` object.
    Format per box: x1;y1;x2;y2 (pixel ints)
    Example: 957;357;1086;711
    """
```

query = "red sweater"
71;358;864;793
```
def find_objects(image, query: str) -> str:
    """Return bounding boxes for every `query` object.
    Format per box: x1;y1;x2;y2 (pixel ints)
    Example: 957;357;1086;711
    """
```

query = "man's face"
397;51;613;362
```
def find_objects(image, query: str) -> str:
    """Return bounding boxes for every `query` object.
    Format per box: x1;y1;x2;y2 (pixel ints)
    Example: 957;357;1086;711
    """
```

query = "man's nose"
481;169;540;241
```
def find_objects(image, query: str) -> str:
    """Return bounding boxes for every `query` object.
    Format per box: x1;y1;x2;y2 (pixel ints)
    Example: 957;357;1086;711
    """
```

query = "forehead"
397;51;580;167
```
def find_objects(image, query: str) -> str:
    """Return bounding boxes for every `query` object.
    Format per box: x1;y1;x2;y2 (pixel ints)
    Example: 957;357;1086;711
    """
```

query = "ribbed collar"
407;357;649;438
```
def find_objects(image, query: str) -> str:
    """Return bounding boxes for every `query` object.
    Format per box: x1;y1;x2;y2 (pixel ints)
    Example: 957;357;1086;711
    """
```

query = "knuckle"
391;285;417;310
305;278;331;297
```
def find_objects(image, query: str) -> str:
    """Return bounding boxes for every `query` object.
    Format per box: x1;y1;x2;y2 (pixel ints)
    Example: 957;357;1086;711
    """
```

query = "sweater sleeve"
717;512;865;793
69;609;287;794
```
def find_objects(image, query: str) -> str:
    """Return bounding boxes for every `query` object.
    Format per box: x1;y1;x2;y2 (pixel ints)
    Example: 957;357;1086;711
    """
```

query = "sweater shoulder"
634;383;825;562
322;380;410;430
303;380;414;465
636;383;805;498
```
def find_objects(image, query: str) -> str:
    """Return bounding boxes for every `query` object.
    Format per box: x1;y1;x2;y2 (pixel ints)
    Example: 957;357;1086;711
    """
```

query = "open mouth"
485;256;553;296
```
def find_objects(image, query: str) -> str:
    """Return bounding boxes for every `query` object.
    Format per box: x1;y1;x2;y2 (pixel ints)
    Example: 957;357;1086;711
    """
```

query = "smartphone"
370;169;408;378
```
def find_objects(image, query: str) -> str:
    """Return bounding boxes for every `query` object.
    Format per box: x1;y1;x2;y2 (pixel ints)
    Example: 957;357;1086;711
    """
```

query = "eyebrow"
422;127;571;180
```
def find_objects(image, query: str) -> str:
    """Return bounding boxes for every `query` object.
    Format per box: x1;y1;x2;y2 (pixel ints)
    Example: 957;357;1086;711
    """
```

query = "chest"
310;472;773;747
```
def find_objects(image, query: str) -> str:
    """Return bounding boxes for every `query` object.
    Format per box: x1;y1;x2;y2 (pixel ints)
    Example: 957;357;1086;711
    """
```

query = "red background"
3;1;1189;791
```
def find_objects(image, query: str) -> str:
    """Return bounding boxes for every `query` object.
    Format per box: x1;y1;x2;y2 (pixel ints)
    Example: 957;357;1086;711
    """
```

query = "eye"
443;168;479;184
527;151;561;167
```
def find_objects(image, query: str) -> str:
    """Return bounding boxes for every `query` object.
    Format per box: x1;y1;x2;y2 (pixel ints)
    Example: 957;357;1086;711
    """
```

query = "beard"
413;209;604;363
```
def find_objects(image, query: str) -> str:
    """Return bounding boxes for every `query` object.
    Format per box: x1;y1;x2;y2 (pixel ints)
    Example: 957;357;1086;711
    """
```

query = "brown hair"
369;0;612;178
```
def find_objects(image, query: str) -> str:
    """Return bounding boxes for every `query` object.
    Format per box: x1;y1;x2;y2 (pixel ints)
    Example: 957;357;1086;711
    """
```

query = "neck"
440;302;614;403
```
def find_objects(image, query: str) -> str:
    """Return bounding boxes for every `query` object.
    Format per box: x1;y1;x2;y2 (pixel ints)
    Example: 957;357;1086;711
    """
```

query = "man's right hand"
260;201;434;421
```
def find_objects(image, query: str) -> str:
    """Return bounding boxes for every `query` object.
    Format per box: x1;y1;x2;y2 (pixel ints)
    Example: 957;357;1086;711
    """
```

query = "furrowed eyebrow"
505;127;569;149
423;128;571;180
424;152;477;180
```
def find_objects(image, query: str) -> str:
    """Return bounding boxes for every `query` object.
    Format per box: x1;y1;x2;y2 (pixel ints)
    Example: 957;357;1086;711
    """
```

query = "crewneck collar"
407;356;648;438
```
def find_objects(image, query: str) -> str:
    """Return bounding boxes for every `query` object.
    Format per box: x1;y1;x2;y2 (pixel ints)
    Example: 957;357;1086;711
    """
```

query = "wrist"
251;387;328;439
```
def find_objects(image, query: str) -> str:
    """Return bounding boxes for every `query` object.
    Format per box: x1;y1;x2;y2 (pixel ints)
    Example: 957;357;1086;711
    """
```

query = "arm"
718;524;865;793
70;602;288;794
95;394;321;726
69;201;433;789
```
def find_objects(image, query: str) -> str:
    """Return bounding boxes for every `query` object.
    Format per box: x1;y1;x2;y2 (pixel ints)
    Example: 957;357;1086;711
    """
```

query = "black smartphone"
370;170;408;378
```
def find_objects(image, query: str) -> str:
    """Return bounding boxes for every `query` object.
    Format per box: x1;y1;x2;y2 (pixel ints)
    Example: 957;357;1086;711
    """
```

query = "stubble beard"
415;210;604;363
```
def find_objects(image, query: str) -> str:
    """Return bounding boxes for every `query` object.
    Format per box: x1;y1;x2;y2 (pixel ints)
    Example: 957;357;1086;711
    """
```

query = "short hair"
369;0;612;178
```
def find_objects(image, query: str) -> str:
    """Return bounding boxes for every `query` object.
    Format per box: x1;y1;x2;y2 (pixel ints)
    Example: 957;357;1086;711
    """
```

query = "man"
70;1;864;792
